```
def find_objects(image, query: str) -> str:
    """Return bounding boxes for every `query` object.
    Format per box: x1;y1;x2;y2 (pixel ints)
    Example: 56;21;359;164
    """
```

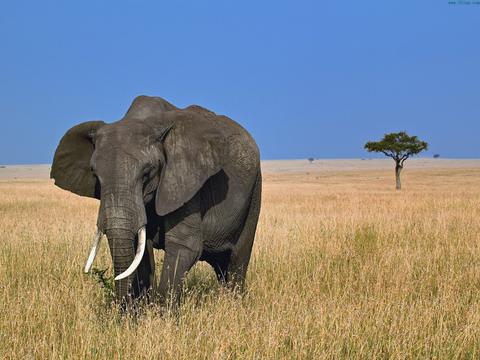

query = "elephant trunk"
90;183;147;302
106;227;136;300
99;186;147;302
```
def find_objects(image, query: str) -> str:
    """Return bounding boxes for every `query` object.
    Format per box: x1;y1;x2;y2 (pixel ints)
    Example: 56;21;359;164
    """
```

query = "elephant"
51;95;262;306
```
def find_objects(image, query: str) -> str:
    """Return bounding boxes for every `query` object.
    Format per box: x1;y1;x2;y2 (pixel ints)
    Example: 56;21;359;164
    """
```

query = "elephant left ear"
155;112;225;216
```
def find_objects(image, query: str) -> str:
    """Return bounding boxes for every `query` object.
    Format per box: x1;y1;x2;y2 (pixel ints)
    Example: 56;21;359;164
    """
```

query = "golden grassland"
1;167;480;359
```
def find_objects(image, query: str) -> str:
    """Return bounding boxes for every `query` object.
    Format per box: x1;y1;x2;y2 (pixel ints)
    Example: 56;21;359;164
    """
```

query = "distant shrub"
433;154;440;158
308;158;314;163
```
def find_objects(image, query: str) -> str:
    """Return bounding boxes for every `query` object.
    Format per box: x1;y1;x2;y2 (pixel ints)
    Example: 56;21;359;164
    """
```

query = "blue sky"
1;0;478;164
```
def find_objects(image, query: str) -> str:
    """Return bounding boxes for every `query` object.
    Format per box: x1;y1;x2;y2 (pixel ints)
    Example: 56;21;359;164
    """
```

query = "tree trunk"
395;163;402;190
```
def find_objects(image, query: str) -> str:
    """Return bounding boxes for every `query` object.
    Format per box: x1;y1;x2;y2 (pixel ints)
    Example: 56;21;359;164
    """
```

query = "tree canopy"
364;131;428;166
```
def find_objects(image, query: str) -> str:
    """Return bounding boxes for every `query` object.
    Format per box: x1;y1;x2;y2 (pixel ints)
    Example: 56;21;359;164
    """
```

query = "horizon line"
2;157;480;167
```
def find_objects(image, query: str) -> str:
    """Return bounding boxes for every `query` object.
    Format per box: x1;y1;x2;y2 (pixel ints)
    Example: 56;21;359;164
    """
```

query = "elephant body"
51;96;261;305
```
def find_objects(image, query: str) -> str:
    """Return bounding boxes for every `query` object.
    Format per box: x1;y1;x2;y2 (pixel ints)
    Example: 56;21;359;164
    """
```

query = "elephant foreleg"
158;240;201;306
159;197;202;306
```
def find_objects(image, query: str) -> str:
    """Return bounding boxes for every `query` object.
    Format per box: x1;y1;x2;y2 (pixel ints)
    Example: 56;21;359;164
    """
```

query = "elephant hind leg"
228;171;262;291
201;250;232;284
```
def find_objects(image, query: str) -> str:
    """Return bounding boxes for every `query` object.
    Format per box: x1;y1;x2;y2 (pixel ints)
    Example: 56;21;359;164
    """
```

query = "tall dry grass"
1;167;480;359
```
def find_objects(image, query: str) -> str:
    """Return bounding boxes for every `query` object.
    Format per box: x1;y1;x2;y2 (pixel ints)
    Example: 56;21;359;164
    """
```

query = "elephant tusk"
114;227;146;281
84;228;103;273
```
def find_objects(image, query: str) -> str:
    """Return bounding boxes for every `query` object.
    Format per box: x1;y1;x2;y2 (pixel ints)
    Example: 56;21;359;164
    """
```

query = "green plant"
89;267;115;302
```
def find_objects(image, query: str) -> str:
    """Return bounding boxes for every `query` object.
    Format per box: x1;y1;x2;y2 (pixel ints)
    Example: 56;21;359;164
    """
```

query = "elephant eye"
142;166;153;180
145;164;155;174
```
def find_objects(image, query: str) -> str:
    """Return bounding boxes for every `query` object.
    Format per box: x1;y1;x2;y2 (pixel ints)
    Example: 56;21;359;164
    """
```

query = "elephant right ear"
51;121;105;199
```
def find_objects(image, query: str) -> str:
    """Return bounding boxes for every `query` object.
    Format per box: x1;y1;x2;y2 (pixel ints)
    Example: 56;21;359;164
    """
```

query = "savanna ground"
1;160;480;359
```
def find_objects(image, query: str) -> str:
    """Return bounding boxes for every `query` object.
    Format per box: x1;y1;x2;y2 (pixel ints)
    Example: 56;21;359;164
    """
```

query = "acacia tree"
364;131;428;190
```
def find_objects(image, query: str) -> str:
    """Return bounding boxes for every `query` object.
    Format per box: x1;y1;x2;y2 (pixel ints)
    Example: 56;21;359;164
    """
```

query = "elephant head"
51;96;225;301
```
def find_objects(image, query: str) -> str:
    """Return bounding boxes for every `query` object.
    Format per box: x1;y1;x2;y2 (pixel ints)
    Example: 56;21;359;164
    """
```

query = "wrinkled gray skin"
51;96;261;306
